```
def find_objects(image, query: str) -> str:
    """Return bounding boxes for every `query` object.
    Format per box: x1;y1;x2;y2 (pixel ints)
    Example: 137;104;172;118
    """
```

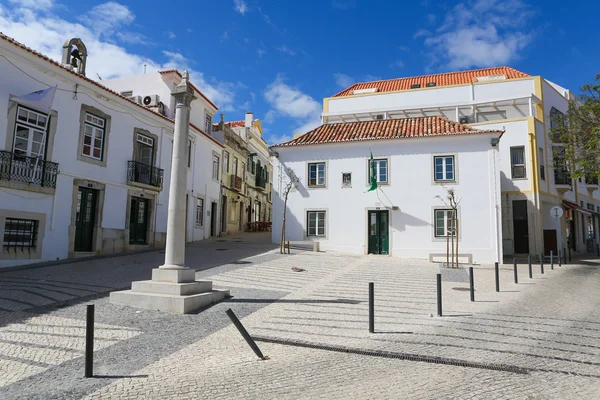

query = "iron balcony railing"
554;169;572;186
231;174;243;191
255;173;267;189
0;150;59;188
127;160;164;189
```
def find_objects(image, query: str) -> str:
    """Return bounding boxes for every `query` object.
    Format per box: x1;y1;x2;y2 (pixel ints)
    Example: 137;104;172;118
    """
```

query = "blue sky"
0;0;598;144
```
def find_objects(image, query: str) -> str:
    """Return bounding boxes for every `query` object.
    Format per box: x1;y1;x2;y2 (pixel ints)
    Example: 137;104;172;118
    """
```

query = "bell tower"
61;38;87;76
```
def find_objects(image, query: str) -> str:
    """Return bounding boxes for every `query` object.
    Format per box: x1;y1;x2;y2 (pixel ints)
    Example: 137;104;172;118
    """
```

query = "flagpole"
31;86;57;185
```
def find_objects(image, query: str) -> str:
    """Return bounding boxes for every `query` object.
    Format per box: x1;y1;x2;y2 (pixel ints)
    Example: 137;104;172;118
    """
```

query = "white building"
0;34;223;268
317;67;600;258
271;116;503;264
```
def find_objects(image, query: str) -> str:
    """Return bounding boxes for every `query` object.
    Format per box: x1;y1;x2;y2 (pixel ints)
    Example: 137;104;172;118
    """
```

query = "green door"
75;187;97;252
129;197;149;245
368;210;389;255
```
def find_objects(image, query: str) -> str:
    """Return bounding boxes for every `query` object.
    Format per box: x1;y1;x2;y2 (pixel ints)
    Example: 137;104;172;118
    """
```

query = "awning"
562;200;593;216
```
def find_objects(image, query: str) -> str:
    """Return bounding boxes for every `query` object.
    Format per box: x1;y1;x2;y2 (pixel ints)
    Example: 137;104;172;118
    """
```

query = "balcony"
0;150;59;189
231;174;243;192
127;160;164;189
255;173;267;190
554;169;572;193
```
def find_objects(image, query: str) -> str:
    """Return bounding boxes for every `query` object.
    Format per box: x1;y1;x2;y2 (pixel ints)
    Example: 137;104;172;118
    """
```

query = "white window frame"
373;158;388;184
510;146;526;179
212;154;220;181
13;106;48;159
195;197;204;226
433;155;455;182
205;113;212;135
308;162;326;187
306;210;326;237
434;209;456;238
223;151;229;173
82;112;106;161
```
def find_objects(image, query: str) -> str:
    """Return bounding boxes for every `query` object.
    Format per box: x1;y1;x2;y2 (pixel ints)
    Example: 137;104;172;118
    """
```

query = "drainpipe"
529;132;542;256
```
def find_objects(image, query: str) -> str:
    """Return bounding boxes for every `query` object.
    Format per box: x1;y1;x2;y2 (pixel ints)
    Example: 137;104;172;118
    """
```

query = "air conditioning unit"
459;115;474;124
142;94;160;107
130;95;143;104
149;102;166;116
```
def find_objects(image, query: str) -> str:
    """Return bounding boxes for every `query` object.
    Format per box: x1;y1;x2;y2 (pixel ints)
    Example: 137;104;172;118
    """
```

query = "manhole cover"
231;260;252;265
452;287;471;291
216;248;228;251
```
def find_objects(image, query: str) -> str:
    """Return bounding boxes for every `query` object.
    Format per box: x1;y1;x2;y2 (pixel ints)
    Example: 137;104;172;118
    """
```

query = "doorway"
513;200;529;254
74;187;97;252
211;201;218;237
543;229;557;256
221;196;227;234
129;197;149;245
367;210;389;255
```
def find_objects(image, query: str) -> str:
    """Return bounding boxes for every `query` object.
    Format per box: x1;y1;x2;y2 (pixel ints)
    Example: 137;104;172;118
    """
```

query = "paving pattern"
1;237;599;399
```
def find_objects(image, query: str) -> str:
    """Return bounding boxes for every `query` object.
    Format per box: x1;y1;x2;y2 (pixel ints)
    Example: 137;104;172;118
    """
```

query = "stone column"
160;71;196;269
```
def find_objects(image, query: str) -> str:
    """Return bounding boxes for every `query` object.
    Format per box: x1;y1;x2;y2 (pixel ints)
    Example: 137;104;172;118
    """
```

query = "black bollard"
494;262;499;292
226;308;266;360
469;267;475;302
550;251;554;270
558;250;561;267
85;304;94;378
528;255;532;279
563;247;567;265
436;274;442;316
540;253;544;274
369;282;374;333
513;258;518;284
568;246;572;263
597;242;599;257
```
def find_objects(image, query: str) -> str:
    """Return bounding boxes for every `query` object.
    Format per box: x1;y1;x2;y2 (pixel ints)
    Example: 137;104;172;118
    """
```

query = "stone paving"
1;237;599;399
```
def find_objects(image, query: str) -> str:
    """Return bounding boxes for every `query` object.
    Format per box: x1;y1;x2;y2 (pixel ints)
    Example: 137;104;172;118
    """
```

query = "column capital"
172;70;197;107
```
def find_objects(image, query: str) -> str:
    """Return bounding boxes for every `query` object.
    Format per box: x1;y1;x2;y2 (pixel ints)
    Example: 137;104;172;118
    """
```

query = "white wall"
272;134;502;264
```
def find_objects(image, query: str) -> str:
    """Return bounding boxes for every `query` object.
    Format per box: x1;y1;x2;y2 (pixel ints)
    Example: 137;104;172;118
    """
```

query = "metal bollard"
558;250;561;267
597;242;599;257
528;255;532;279
85;304;94;378
513;258;518;284
540;253;544;274
563;247;567;265
226;308;266;360
469;267;475;302
494;262;499;292
550;251;554;270
436;274;442;316
568;246;572;263
369;282;374;333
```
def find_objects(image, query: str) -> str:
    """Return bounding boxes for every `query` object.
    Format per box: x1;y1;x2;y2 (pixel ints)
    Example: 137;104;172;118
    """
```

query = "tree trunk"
455;217;459;268
280;188;289;254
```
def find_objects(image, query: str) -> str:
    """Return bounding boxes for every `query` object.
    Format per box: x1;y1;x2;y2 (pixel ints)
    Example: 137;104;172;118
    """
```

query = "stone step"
110;289;230;314
131;280;213;296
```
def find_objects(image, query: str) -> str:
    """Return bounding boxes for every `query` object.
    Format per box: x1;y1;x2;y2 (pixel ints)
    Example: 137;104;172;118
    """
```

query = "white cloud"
265;132;293;146
332;0;356;9
80;2;135;37
165;31;176;39
264;74;321;136
398;45;410;52
392;60;404;68
420;0;534;69
8;0;54;10
0;1;240;111
264;110;276;124
233;0;248;15
257;48;267;58
276;45;296;56
333;73;354;88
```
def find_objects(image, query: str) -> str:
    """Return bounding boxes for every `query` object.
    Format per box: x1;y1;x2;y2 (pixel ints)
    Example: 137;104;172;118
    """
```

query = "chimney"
219;113;225;131
245;112;253;128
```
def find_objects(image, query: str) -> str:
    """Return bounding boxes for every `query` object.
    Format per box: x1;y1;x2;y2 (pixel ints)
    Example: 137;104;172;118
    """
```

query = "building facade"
0;34;222;268
319;67;600;258
272;116;503;264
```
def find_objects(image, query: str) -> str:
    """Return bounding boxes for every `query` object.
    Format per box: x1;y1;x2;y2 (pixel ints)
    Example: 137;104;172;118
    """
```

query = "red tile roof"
0;33;221;148
333;66;530;97
225;120;246;128
159;70;218;110
272;116;502;147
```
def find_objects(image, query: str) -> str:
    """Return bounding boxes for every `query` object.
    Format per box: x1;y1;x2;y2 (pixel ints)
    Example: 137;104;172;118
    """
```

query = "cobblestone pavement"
1;240;600;399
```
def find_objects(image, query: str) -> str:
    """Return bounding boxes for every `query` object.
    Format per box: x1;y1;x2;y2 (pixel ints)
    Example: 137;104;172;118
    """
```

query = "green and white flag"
368;151;377;192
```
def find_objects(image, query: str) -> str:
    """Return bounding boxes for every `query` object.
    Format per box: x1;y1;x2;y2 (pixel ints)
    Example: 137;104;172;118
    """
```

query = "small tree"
280;167;299;254
436;187;461;268
549;73;600;181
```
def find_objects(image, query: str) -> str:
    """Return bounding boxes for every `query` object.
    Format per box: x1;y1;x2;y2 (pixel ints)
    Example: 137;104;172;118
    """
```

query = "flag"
10;86;57;113
367;151;377;192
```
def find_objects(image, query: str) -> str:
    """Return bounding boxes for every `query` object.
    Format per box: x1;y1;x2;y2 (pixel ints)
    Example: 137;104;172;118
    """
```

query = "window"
510;146;526;179
223;151;229;173
195;198;204;226
187;140;192;168
82;112;105;160
308;162;326;187
13;106;48;159
426;82;436;87
434;156;455;181
241;162;246;182
539;147;545;181
135;133;154;166
212;154;219;180
411;83;421;89
205;114;212;135
3;218;38;248
233;157;238;177
372;159;388;184
342;172;352;188
307;211;326;236
434;209;456;237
